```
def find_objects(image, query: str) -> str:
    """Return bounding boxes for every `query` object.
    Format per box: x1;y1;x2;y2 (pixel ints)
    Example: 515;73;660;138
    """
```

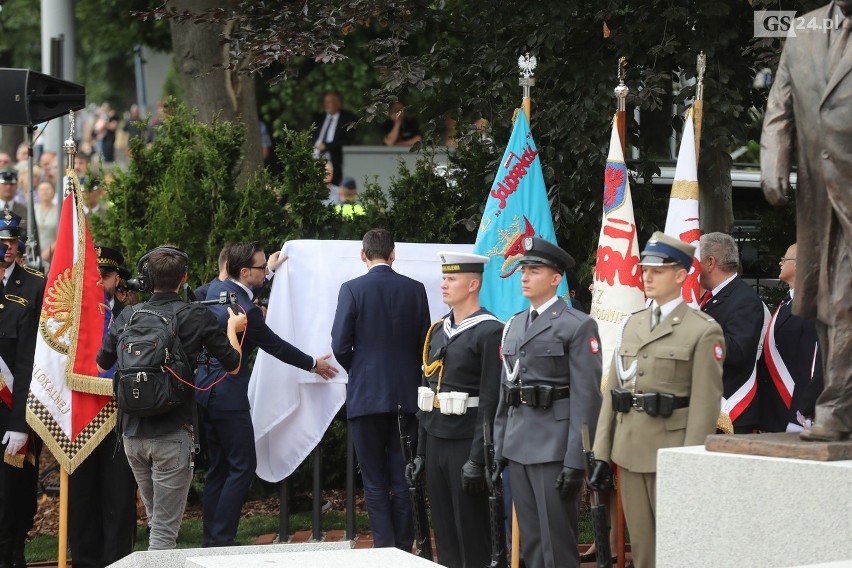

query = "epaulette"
3;294;28;307
691;309;717;323
23;266;45;278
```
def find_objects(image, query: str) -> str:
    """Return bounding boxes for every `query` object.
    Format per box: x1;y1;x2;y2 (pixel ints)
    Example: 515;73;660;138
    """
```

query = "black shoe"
579;550;597;562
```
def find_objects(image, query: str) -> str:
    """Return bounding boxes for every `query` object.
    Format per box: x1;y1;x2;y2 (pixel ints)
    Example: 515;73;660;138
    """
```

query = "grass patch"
25;511;372;562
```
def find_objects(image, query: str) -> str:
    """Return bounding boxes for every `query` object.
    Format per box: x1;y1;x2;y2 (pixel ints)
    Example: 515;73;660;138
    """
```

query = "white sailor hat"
438;251;489;273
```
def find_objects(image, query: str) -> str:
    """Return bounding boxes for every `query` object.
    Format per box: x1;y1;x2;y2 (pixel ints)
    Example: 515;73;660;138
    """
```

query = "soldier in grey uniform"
408;252;504;568
493;237;603;568
589;232;725;568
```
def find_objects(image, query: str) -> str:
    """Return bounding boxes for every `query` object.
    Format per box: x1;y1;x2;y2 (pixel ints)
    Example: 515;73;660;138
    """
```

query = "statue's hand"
761;176;791;207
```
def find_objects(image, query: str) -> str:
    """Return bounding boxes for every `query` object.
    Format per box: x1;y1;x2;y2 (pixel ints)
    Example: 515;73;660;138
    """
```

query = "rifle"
483;418;508;568
398;409;433;561
582;422;612;568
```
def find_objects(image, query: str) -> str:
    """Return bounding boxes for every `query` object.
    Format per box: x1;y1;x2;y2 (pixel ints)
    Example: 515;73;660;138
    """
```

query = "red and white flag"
26;168;116;473
663;109;702;307
592;117;646;385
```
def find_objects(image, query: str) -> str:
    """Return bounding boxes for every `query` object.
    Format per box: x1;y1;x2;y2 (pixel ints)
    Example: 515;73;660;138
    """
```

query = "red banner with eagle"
26;167;116;473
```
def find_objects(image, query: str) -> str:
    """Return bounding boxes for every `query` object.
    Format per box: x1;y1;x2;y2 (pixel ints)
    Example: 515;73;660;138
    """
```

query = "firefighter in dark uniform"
0;212;41;568
589;232;725;568
493;237;603;568
407;252;503;568
68;246;139;567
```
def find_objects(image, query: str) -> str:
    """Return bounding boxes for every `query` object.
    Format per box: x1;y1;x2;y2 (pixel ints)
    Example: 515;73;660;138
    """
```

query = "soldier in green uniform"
589;232;725;568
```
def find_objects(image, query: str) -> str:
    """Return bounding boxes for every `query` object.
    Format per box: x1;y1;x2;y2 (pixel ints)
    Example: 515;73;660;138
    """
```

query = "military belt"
611;388;689;418
502;383;570;409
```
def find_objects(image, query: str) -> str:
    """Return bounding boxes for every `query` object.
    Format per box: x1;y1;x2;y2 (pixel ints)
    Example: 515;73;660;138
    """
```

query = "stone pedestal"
185;548;435;567
107;541;352;568
657;446;852;567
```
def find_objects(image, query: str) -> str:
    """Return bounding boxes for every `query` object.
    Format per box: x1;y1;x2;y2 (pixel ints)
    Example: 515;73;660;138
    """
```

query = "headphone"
136;245;189;292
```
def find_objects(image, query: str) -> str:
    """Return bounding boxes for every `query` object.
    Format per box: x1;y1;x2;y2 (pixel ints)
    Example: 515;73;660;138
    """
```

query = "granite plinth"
184;547;435;567
706;432;852;461
106;541;352;568
657;446;852;568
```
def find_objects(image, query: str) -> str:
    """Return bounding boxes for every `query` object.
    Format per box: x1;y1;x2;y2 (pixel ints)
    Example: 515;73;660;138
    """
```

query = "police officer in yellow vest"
589;232;725;568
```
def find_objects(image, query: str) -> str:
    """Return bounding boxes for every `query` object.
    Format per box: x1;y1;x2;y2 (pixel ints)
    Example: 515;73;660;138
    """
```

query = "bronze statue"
761;0;852;441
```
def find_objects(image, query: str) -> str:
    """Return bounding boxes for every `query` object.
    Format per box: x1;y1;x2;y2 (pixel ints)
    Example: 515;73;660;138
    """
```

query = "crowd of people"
0;200;830;567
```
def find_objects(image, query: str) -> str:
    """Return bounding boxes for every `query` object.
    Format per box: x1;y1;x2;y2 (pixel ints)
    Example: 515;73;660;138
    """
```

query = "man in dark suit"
0;232;38;568
699;232;767;433
197;241;337;547
331;229;430;550
757;243;824;433
311;91;357;186
69;246;139;567
494;237;603;568
761;0;852;442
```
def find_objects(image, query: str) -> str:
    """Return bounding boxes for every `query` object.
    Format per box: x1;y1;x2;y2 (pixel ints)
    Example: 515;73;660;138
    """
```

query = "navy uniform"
69;246;138;567
413;253;503;568
0;171;27;239
591;232;724;568
494;238;603;568
0;213;39;568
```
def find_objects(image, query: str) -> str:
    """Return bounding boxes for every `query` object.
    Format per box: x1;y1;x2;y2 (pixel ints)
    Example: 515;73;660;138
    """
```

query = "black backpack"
114;302;193;417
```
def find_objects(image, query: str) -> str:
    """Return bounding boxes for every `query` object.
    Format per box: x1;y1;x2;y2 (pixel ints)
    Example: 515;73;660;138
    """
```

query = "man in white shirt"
310;91;357;186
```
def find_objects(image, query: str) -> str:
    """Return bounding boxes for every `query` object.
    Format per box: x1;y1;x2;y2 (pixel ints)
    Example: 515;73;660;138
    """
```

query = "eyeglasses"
779;257;796;263
249;263;268;271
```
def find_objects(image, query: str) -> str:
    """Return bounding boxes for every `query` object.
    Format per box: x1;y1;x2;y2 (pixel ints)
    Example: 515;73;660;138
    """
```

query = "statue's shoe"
800;424;851;442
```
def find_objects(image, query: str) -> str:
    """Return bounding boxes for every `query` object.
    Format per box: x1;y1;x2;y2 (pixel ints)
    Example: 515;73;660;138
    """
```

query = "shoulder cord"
422;320;446;397
500;315;521;383
614;314;637;387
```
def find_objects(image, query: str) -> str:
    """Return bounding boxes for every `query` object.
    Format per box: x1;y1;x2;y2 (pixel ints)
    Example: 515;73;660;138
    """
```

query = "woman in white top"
35;181;59;269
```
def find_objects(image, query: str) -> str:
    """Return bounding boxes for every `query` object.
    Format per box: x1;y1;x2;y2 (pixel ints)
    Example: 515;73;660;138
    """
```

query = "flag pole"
518;53;536;122
58;467;69;568
693;52;706;162
56;110;78;568
613;56;629;568
507;53;538;568
615;57;628;156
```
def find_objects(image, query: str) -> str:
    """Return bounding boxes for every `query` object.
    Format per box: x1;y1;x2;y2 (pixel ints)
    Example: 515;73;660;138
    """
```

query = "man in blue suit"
198;241;338;547
331;229;431;550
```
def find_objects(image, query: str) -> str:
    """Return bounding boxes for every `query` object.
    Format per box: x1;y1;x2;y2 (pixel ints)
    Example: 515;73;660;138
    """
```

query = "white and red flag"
591;117;646;385
26;167;116;473
663;109;702;307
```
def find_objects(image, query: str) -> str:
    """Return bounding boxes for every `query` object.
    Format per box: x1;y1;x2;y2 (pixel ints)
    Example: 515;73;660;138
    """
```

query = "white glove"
2;431;27;455
785;422;804;433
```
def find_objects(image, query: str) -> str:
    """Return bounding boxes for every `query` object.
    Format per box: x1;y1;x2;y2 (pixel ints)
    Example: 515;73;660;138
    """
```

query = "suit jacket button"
522;368;527;373
642;354;648;359
520;350;526;356
638;370;644;376
821;150;830;159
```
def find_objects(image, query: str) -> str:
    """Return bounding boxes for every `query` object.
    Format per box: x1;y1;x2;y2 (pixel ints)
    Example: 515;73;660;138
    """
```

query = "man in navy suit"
311;91;357;186
198;241;338;547
699;232;767;433
331;229;430;550
757;243;824;433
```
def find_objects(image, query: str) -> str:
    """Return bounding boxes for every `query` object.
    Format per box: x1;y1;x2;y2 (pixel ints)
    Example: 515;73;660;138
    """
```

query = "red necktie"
699;291;713;308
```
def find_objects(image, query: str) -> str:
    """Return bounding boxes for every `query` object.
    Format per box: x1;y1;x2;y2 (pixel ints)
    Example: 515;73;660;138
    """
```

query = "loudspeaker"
0;68;85;127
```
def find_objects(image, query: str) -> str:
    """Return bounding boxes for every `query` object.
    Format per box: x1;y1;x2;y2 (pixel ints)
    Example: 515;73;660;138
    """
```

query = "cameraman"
196;241;336;547
96;246;247;550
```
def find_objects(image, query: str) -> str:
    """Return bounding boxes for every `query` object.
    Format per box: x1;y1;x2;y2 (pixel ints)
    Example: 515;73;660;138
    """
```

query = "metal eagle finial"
518;53;537;78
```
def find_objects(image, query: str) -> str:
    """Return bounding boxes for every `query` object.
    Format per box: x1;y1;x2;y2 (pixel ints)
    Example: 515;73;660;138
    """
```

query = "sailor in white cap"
406;251;504;567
